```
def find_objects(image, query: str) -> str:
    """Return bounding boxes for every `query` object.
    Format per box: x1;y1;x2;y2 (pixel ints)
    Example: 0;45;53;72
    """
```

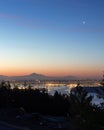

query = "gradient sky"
0;0;104;78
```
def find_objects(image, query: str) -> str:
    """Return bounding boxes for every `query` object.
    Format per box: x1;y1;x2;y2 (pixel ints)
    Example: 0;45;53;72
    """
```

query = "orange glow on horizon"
0;63;102;78
0;68;102;78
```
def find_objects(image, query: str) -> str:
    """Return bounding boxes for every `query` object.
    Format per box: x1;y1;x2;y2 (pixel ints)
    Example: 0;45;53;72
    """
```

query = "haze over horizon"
0;0;104;78
0;72;101;80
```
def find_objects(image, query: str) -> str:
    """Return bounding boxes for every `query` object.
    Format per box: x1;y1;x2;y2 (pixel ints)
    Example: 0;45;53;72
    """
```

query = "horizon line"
0;72;102;79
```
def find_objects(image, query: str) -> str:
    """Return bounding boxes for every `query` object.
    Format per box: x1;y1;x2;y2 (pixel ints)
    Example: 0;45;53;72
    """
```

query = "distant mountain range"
0;73;77;81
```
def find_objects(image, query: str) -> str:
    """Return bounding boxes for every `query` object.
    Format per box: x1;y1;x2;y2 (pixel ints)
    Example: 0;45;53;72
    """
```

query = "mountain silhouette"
0;73;77;81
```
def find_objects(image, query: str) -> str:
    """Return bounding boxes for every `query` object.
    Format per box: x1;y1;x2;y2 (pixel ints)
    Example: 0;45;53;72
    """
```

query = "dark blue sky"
0;0;104;78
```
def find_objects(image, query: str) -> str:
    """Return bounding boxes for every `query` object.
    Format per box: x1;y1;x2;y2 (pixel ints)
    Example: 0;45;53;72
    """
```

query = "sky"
0;0;104;78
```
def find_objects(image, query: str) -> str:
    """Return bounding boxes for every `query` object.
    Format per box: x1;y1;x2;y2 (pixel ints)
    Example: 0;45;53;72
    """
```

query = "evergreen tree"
69;83;93;130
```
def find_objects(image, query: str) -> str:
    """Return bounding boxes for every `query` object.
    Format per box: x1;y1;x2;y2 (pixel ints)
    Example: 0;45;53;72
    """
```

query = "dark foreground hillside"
0;81;104;130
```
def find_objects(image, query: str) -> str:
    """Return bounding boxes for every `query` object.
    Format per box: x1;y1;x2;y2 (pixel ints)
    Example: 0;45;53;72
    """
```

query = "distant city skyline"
0;0;104;78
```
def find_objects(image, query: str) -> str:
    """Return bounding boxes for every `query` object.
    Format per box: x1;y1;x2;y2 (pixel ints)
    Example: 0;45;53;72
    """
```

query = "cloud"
0;13;17;19
0;13;104;33
0;12;47;24
0;12;53;29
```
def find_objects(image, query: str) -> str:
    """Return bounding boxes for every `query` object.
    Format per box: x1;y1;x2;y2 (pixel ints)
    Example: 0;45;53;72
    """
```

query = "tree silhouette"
69;83;93;130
